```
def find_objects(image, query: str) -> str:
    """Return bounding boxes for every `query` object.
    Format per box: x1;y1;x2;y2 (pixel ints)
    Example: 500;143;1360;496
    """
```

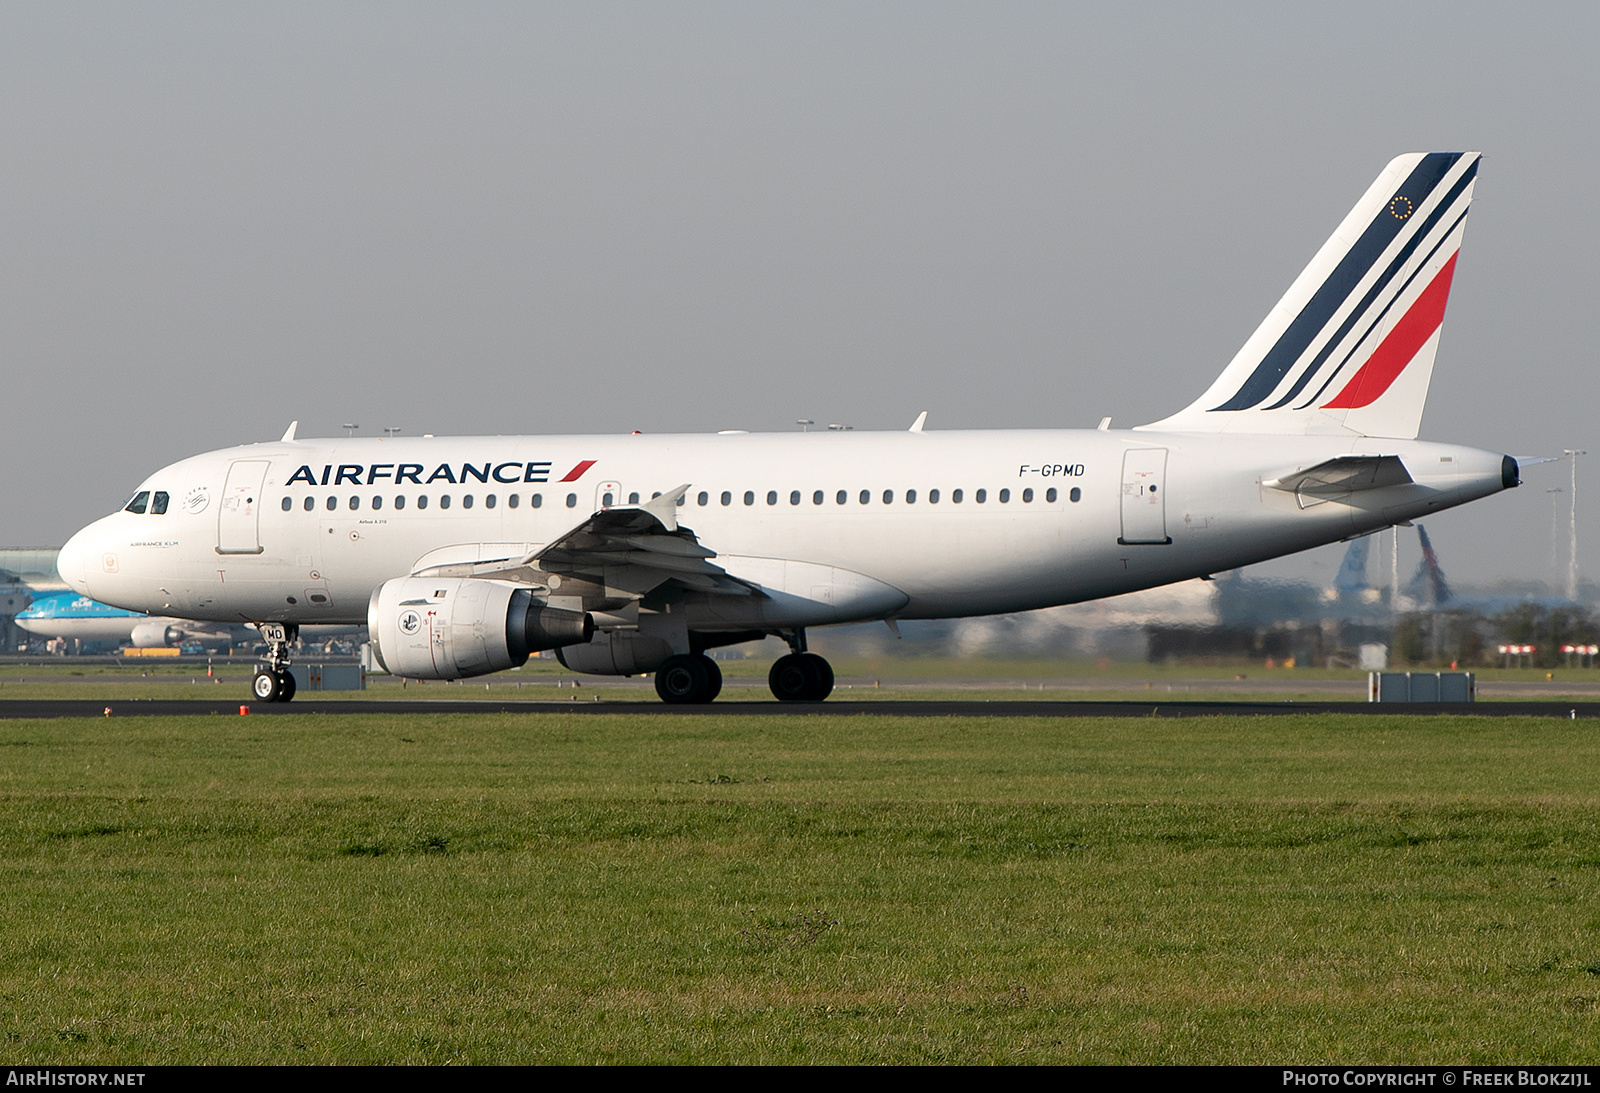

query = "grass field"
3;709;1599;1063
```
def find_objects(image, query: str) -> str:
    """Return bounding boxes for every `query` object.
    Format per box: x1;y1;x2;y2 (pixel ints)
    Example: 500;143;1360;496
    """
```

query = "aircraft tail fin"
1333;536;1373;597
1139;152;1480;439
1406;524;1453;607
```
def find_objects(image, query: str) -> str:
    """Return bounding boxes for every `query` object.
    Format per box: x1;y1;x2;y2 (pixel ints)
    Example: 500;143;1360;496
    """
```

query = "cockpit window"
151;491;170;515
124;491;150;514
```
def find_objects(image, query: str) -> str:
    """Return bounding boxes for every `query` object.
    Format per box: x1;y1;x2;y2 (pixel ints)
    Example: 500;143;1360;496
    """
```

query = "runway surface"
3;698;1599;719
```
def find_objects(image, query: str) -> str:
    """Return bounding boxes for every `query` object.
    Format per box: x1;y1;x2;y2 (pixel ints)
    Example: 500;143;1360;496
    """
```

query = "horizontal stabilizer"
1264;454;1413;495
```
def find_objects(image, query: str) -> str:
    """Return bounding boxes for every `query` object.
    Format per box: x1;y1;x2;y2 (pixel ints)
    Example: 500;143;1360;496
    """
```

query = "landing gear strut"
768;629;833;702
251;622;299;703
654;653;723;704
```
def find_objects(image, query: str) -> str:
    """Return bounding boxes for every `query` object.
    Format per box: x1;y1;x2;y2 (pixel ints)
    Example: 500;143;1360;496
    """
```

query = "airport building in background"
0;548;63;652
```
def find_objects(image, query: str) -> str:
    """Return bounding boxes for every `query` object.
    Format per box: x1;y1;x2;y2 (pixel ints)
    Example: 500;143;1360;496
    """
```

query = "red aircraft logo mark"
559;460;597;482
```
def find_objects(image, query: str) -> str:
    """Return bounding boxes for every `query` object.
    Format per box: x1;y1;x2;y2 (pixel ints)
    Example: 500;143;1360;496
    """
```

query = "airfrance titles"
283;461;567;487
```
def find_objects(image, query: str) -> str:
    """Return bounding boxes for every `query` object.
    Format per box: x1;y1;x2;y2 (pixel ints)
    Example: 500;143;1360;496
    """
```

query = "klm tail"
1140;152;1480;439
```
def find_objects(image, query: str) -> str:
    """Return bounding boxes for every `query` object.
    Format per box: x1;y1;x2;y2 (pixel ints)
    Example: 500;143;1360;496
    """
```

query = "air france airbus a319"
58;152;1519;704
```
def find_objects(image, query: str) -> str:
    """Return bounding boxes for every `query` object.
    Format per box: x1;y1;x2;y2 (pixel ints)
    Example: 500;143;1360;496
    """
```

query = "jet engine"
130;621;184;648
555;630;675;675
367;577;593;680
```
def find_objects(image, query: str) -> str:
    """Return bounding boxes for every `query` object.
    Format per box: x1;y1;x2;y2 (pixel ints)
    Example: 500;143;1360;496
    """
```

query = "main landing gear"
651;630;835;704
768;653;833;702
767;628;833;702
251;622;299;704
654;654;724;704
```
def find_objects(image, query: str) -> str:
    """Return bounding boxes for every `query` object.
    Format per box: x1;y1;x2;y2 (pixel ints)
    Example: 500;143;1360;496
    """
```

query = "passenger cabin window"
372;496;383;510
951;489;962;504
836;490;847;505
1070;487;1081;502
929;489;940;504
812;490;824;505
124;491;150;514
531;494;542;508
151;491;169;514
440;495;452;509
566;493;577;508
628;492;640;504
508;494;519;509
463;495;474;509
395;496;407;510
1046;488;1058;503
767;491;778;506
326;496;338;511
417;496;429;510
883;490;894;504
790;491;801;506
486;495;497;509
698;491;709;506
1023;488;1034;502
721;491;732;506
303;497;315;511
906;489;917;504
999;489;1010;503
975;489;986;503
348;496;360;511
281;497;292;512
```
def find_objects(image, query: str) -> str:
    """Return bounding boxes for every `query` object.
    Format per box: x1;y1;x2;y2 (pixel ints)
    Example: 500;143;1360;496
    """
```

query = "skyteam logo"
1209;152;1478;415
283;460;596;487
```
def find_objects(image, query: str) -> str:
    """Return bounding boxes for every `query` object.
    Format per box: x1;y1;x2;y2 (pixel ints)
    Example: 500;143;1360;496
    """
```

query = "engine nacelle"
130;621;182;648
367;577;593;680
555;630;675;676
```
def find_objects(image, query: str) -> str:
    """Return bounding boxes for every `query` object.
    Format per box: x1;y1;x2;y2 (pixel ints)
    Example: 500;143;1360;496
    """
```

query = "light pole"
1548;487;1564;580
1564;449;1586;602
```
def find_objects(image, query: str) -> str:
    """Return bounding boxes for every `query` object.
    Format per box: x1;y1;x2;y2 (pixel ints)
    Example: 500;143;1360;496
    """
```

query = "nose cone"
56;520;102;596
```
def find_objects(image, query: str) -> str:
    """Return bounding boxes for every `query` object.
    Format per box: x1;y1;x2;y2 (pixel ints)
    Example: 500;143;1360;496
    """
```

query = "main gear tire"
655;654;719;704
768;652;833;702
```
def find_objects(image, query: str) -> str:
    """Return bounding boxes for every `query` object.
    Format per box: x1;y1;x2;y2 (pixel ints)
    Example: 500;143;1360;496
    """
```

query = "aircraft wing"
1263;455;1413;496
411;485;755;598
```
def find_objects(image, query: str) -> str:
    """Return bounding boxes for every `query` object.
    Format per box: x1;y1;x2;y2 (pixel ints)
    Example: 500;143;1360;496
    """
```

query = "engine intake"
367;577;593;680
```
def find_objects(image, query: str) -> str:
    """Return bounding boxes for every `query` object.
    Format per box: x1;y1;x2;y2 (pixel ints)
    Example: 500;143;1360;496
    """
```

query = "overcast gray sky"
3;2;1595;587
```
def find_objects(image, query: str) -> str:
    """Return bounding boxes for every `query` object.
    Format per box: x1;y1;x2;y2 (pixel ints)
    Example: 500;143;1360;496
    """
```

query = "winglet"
642;485;690;532
280;420;299;443
908;411;927;433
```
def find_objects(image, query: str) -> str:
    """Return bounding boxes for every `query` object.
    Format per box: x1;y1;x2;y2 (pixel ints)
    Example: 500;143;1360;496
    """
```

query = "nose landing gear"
251;622;299;703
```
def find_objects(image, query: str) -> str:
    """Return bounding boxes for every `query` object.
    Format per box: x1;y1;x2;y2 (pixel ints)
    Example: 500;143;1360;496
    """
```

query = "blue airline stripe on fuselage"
1267;162;1477;410
1210;152;1463;412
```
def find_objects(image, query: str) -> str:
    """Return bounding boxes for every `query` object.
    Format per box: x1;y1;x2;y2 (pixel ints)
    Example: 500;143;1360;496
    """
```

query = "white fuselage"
57;428;1512;643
